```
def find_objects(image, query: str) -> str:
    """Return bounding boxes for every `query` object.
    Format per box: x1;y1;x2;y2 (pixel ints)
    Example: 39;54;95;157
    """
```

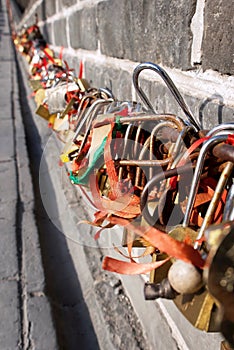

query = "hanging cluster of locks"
13;21;234;347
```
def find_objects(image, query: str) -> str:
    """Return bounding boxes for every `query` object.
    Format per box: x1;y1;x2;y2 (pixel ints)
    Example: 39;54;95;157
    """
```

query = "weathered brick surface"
58;0;77;10
15;0;30;11
0;281;20;349
85;61;132;100
197;98;234;129
69;7;98;50
27;0;56;22
36;2;47;23
97;0;196;70
97;0;126;59
202;0;234;75
84;60;233;128
54;18;68;47
27;297;58;350
44;0;56;18
20;0;234;75
40;22;53;44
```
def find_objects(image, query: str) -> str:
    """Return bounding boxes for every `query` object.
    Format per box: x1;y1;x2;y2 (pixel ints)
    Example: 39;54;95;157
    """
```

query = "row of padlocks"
13;19;234;348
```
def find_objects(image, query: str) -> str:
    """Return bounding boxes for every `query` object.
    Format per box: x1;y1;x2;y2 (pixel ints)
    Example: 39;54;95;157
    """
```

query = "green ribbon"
69;136;107;185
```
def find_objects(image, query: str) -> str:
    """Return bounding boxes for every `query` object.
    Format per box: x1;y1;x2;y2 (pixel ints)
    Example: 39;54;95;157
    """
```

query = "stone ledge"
53;46;234;129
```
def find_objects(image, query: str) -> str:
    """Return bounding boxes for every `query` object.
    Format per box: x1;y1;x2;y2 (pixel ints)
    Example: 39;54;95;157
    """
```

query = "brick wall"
13;2;233;347
16;0;234;129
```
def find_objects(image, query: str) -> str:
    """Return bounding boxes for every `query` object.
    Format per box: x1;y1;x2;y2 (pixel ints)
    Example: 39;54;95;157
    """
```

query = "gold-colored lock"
173;288;218;332
76;78;90;92
60;97;76;118
35;104;50;120
60;138;80;163
44;47;55;60
29;79;43;92
35;104;57;125
34;88;46;106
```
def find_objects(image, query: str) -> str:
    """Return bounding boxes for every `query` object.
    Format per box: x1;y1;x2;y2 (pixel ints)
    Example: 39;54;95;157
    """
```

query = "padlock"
46;81;80;115
132;62;201;131
76;78;90;92
205;221;234;347
141;126;234;331
29;79;43;92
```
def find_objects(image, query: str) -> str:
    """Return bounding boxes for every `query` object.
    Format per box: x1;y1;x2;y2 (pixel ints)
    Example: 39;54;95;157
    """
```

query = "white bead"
168;260;203;294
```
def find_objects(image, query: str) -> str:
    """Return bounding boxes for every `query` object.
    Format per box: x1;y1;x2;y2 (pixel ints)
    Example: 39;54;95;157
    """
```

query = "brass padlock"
76;78;90;92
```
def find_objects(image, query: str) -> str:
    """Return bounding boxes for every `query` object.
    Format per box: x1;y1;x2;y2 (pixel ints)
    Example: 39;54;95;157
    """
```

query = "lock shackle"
223;183;234;222
99;87;115;99
133;62;200;131
140;163;193;227
182;134;230;227
73;98;113;142
207;122;234;137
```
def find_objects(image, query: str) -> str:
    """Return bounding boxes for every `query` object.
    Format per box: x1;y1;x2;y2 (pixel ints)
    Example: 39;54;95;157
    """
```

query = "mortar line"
51;45;234;107
190;0;205;66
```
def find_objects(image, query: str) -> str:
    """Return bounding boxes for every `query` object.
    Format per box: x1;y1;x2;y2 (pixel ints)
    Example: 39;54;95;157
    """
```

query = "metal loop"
223;183;234;222
182;134;229;227
132;62;200;131
207;122;234;137
140;164;193;227
73;98;113;142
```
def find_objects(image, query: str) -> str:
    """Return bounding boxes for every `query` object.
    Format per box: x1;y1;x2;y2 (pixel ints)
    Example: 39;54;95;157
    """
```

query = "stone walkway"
0;1;57;348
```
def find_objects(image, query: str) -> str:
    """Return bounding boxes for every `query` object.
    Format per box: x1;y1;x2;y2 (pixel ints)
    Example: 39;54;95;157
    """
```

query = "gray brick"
149;83;234;129
84;59;234;128
0;281;20;350
0;162;17;205
0;119;14;161
85;61;107;89
44;0;56;18
27;296;58;350
30;3;45;24
97;0;126;59
69;7;98;50
54;18;68;47
40;22;53;45
25;0;55;23
202;0;234;75
97;0;196;70
197;97;234;129
84;61;132;99
0;64;12;112
137;0;196;70
221;105;234;124
150;83;169;114
58;0;77;9
0;219;18;278
22;209;46;292
115;69;132;101
60;52;80;73
100;65;132;100
15;0;30;11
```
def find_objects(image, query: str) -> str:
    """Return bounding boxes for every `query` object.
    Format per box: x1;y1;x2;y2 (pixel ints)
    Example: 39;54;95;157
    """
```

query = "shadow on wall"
199;94;225;129
15;0;29;13
41;0;49;43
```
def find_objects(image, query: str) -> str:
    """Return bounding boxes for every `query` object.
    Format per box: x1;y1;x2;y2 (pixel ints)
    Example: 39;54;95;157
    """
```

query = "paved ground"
0;0;226;349
0;1;58;349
